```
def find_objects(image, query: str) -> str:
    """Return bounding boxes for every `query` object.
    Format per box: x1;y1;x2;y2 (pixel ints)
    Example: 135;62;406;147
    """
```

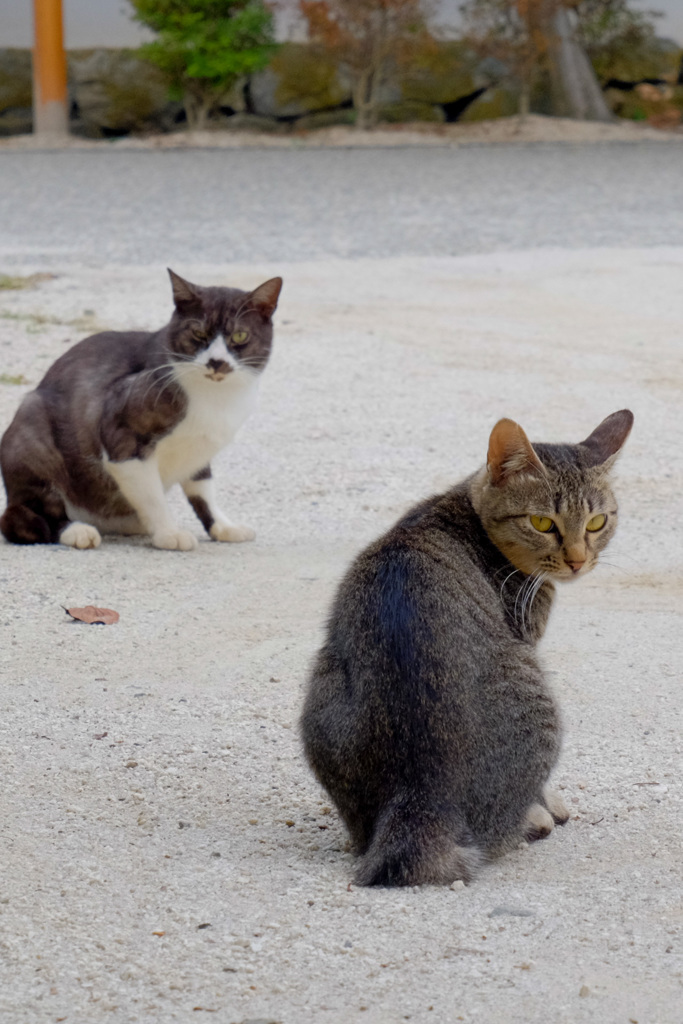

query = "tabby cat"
301;410;633;886
0;270;282;550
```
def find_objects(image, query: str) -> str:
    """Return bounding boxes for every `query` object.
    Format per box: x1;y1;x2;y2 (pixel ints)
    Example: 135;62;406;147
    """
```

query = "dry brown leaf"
64;605;119;625
152;931;165;937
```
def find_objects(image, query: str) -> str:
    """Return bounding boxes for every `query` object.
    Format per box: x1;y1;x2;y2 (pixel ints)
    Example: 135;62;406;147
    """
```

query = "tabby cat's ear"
168;269;202;313
250;277;283;320
579;409;634;468
487;418;546;487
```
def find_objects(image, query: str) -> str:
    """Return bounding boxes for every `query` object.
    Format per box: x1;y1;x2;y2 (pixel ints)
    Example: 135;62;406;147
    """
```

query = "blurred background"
1;0;682;138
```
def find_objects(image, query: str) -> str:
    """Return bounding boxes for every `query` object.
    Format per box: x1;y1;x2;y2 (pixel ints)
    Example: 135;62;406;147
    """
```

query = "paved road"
1;143;682;266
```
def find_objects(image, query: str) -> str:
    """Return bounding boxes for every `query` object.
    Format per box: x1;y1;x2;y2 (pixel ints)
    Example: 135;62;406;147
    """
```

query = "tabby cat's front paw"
210;522;256;543
542;785;570;824
60;522;102;549
151;528;198;551
524;802;555;842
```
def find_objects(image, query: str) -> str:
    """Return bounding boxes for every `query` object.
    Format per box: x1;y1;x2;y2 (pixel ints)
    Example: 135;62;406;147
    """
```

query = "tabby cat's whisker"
499;567;520;600
523;571;547;635
595;561;633;577
513;572;530;626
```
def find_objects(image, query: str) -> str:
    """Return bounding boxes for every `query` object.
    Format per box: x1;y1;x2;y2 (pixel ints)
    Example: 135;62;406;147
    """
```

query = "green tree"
460;0;617;120
300;0;433;129
129;0;277;129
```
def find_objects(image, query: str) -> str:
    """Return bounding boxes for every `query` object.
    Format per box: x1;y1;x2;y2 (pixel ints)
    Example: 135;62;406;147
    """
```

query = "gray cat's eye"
232;329;249;345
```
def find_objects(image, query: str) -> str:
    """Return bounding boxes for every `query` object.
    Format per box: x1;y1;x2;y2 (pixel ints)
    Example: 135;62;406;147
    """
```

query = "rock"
0;49;32;112
450;879;466;891
251;44;350;120
579;985;591;997
0;49;33;137
378;100;444;124
0;107;33;137
296;109;355;131
68;49;179;137
398;41;481;108
458;86;519;123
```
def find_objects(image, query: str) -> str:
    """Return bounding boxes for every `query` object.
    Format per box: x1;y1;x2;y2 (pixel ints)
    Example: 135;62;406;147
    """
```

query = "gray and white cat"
0;270;282;550
301;410;633;886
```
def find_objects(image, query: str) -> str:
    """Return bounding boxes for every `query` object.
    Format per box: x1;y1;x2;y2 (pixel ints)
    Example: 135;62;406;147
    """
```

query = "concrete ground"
0;143;681;1024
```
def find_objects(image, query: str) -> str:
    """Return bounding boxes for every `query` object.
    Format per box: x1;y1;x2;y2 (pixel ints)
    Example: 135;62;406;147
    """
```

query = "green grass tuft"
0;373;29;385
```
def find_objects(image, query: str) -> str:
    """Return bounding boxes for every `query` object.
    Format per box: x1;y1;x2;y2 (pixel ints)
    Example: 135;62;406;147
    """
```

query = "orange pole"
32;0;69;136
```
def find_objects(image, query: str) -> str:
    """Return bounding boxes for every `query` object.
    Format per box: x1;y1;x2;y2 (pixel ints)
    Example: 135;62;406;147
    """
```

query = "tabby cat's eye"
586;513;606;532
232;329;249;345
530;515;554;533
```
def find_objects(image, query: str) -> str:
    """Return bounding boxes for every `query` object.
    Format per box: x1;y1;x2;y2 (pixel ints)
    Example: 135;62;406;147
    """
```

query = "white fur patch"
182;476;255;542
96;364;258;546
103;455;186;545
60;522;102;549
154;367;258;489
195;335;236;368
64;500;144;536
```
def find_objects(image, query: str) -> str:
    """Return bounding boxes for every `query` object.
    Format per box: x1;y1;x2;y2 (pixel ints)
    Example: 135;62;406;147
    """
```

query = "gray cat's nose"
206;358;231;375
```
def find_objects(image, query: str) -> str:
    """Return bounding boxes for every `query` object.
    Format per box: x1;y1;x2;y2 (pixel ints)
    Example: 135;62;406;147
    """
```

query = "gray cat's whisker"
137;366;183;408
233;296;260;319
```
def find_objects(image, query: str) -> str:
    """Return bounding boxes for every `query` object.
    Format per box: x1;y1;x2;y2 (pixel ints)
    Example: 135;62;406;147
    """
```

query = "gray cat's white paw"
151;528;198;551
524;802;555;841
60;522;102;549
543;785;570;824
210;522;255;543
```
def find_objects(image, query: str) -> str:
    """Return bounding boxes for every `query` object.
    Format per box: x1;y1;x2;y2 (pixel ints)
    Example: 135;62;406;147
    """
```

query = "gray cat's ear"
168;268;201;311
580;409;634;467
250;277;283;319
487;418;546;487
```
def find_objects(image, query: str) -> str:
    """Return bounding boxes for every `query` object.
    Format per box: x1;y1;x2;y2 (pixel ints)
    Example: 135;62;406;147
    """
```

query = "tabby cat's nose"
565;560;585;574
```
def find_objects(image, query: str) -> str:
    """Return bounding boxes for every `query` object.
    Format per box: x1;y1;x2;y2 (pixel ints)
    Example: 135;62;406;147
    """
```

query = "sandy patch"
0;249;681;1022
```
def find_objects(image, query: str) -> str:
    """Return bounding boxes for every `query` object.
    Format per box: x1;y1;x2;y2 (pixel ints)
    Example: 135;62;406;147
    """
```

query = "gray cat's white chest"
155;377;258;487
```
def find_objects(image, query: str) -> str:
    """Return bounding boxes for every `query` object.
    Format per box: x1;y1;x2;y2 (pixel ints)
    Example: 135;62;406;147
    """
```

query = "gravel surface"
1;143;683;266
0;142;682;1024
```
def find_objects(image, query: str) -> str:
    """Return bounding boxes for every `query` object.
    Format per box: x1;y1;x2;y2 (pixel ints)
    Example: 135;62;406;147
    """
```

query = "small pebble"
489;906;534;918
450;880;465;891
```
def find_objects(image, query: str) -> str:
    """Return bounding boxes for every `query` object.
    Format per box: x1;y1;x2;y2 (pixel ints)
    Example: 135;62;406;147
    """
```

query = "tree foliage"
459;0;556;115
129;0;276;128
299;0;433;128
569;0;663;82
460;0;660;115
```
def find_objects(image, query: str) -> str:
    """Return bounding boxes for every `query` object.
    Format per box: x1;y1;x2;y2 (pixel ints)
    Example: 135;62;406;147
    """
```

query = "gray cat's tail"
354;797;484;887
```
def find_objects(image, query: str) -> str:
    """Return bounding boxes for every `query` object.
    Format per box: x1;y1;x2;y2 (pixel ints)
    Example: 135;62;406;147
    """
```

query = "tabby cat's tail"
354;796;484;887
